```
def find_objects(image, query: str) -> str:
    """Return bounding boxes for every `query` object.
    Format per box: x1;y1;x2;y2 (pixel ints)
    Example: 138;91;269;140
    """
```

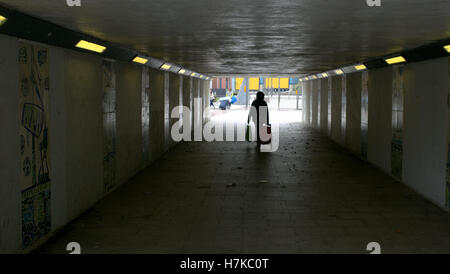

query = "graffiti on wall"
391;66;404;180
102;60;117;193
18;43;51;248
142;66;150;166
361;71;369;159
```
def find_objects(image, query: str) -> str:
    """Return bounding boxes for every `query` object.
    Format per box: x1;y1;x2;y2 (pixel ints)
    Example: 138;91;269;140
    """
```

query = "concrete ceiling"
0;0;449;76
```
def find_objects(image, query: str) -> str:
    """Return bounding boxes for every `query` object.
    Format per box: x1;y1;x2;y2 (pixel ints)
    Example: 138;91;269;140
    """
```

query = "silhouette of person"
248;91;269;147
209;90;215;108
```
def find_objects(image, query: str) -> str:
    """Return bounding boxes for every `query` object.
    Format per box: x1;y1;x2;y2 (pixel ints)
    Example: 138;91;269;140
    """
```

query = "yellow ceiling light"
311;75;317;79
0;15;7;26
161;64;171;70
179;69;186;74
444;45;450;53
385;56;406;65
321;73;328;77
191;72;197;77
75;40;107;53
132;56;148;65
299;79;303;82
200;75;205;78
335;69;344;75
355;64;367;71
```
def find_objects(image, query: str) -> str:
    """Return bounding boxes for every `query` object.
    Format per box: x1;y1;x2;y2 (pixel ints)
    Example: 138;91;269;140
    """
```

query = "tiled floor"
38;112;450;254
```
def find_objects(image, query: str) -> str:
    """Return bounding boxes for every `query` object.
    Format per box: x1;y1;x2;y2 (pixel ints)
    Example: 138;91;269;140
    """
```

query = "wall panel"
64;51;103;222
361;71;369;159
311;79;319;128
346;72;362;156
403;57;447;207
116;62;142;186
341;75;347;145
149;69;165;162
0;36;21;253
320;78;328;134
391;66;404;180
142;67;150;167
330;76;342;143
367;67;393;173
102;60;117;193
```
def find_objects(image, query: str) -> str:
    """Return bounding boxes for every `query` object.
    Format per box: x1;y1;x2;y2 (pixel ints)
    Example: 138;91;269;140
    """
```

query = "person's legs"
256;140;261;148
256;117;261;148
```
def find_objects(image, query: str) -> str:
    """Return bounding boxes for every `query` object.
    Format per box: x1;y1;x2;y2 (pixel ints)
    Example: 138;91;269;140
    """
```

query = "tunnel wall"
345;72;362;156
49;46;67;236
317;80;321;130
368;67;393;173
402;58;448;206
311;80;319;129
61;50;104;225
302;56;449;211
341;75;347;147
148;69;165;163
142;67;151;167
330;76;343;145
319;78;329;134
116;62;143;189
301;81;307;123
302;80;311;124
301;82;306;122
0;35;21;253
164;72;170;151
203;80;211;124
168;72;178;148
0;34;210;253
181;76;193;136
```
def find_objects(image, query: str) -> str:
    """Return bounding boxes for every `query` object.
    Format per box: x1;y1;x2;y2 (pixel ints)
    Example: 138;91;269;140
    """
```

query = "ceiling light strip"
75;40;107;53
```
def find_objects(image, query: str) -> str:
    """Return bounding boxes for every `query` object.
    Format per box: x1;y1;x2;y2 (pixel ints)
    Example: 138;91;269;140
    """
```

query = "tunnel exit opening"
209;76;303;125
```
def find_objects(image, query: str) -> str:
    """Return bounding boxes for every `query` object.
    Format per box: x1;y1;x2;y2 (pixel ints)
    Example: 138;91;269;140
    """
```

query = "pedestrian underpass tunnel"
0;1;449;254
